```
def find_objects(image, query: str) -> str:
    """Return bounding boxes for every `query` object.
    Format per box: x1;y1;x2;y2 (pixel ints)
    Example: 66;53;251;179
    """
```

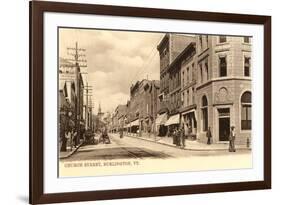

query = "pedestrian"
176;128;181;147
206;126;212;145
180;125;185;149
172;128;176;145
229;126;236;152
119;130;123;139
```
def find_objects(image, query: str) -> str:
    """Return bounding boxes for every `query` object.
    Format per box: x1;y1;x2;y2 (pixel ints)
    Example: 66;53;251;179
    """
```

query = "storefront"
181;109;197;139
155;113;168;136
164;114;180;136
129;119;139;133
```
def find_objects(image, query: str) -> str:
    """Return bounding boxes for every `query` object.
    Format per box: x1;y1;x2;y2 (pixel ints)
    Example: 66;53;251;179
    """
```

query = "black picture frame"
29;1;271;204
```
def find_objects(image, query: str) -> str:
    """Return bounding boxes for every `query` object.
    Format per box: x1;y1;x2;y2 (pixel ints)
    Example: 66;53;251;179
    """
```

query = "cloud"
59;28;163;113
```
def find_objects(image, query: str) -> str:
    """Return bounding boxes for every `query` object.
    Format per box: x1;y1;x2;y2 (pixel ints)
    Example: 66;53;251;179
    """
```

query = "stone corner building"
157;34;252;145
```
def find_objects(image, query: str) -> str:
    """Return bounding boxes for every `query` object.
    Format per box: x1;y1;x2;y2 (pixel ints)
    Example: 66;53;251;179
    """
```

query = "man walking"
206;126;212;145
229;126;236;152
180;124;185;149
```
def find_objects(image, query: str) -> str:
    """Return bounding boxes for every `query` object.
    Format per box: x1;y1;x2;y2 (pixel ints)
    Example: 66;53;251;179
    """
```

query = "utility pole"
65;41;87;143
83;83;93;131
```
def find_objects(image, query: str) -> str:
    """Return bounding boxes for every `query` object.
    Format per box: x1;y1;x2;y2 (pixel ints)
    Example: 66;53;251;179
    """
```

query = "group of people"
206;125;236;152
171;124;236;152
172;125;186;149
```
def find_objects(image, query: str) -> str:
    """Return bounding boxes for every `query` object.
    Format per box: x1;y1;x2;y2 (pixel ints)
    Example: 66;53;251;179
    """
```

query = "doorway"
218;108;230;141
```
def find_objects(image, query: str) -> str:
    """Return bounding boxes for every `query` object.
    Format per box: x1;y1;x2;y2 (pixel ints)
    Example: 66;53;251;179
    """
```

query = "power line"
130;35;163;85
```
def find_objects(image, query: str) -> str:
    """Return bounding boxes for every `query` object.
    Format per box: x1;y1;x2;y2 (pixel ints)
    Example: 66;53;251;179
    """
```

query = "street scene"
58;28;252;177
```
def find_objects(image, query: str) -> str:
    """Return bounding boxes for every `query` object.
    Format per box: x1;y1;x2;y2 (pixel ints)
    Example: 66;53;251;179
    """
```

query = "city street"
61;133;251;161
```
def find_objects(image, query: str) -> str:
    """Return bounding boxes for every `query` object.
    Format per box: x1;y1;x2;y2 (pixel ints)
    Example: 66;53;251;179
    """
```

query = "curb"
125;135;251;152
59;143;83;159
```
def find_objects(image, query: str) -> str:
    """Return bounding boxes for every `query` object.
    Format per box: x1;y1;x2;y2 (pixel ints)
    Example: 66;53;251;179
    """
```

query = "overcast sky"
59;28;164;114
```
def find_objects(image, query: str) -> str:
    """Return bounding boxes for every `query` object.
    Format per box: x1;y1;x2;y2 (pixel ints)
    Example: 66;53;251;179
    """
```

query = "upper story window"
200;64;203;83
182;71;185;86
219;57;227;77
244;57;251;77
244;37;250;43
192;63;196;81
186;67;190;84
219;36;227;43
205;61;209;80
199;35;203;48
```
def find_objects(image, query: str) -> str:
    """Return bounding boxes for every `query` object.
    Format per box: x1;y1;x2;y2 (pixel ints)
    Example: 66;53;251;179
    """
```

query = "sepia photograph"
58;28;252;177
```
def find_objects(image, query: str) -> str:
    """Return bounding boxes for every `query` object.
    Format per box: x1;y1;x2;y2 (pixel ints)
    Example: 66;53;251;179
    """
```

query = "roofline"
167;42;196;72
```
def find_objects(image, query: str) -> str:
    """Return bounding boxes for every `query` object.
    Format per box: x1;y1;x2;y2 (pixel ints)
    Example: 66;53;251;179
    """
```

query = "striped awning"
155;113;168;126
165;114;180;126
130;119;139;126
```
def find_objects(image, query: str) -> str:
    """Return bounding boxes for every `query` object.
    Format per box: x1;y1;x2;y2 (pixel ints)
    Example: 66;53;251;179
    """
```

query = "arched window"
201;95;208;131
241;91;252;130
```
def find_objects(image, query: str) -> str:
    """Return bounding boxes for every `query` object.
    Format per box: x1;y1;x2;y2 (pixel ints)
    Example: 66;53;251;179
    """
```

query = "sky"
59;28;164;114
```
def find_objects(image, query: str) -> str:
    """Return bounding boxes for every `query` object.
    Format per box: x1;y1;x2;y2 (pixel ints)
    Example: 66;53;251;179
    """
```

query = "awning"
165;114;180;126
182;109;197;121
130;119;139;126
155;113;168;126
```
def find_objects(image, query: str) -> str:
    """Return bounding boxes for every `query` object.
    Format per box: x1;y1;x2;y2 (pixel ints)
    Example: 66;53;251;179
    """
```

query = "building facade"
125;79;160;135
195;35;252;144
156;34;195;135
157;34;252;145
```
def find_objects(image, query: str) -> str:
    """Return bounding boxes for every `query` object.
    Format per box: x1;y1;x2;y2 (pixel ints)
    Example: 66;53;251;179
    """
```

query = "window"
192;88;195;104
186;67;190;83
182;92;185;106
219;57;227;77
199;35;203;48
200;64;203;83
182;71;185;86
244;37;250;43
202;96;208;131
241;92;252;130
205;61;209;80
219;36;227;43
186;90;189;106
192;63;196;81
244;57;251;77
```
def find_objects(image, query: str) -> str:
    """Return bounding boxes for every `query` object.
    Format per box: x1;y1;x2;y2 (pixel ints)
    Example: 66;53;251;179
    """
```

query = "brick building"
126;79;160;135
156;34;195;135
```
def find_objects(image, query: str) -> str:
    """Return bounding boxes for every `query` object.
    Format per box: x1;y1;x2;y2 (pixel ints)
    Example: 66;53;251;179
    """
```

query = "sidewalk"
59;143;83;159
124;133;250;151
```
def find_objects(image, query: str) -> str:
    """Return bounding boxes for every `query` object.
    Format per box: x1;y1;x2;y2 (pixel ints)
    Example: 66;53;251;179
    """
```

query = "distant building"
126;79;160;135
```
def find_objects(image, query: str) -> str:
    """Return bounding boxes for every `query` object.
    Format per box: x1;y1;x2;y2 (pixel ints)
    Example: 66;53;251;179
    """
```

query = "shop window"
241;91;252;130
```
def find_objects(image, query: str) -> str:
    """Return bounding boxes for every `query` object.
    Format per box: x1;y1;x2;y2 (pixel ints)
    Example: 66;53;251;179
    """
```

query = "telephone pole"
83;83;93;131
65;41;87;142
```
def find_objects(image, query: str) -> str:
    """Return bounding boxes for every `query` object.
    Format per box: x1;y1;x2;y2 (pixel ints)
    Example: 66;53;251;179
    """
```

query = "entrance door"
218;108;230;141
219;118;230;141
